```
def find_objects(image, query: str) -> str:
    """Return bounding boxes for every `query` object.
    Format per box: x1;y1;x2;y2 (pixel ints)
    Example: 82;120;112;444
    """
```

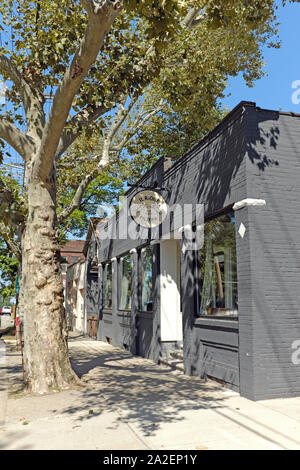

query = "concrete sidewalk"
1;335;300;450
0;341;7;428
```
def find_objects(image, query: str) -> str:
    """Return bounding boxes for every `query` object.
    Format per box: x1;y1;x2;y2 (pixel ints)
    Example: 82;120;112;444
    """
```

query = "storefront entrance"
159;239;182;344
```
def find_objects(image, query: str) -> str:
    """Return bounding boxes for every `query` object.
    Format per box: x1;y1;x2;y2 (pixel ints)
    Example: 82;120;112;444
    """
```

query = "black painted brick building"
85;101;300;401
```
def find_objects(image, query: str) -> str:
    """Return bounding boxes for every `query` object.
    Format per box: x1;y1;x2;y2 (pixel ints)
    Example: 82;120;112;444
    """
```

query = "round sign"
129;190;168;228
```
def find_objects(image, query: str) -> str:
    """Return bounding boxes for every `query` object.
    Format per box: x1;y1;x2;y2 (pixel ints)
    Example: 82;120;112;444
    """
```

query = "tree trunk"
21;169;80;394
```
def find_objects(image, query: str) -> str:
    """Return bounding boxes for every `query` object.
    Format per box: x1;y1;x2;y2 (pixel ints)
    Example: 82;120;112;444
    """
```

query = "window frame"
139;245;153;313
196;209;238;320
118;253;132;312
102;262;113;310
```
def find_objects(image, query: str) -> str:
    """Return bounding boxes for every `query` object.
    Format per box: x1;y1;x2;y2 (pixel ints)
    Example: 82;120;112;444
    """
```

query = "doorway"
159;239;183;343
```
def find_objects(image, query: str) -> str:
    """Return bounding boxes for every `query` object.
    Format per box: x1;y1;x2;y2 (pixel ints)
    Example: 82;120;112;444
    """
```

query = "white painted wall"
160;240;183;342
67;261;87;334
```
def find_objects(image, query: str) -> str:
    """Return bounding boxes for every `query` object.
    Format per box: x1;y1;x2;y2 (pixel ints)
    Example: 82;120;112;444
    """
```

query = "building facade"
60;240;85;296
65;259;87;333
65;218;106;336
84;101;300;401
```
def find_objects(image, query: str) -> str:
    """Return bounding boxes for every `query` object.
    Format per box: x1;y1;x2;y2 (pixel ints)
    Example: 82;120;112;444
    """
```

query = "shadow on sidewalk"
66;340;300;449
66;338;225;436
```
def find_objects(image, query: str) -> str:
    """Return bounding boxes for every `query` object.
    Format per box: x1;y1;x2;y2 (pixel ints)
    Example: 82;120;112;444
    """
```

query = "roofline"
83;217;107;256
164;101;300;179
83;223;93;257
93;100;300;227
67;258;86;270
123;156;170;198
255;104;300;118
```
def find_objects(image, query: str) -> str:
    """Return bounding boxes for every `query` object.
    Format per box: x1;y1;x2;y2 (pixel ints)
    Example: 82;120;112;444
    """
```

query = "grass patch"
0;325;16;338
8;383;27;399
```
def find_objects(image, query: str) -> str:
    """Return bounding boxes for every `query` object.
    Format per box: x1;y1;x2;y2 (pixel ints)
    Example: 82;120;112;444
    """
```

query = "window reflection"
119;254;132;310
141;246;153;312
198;213;238;318
103;263;112;309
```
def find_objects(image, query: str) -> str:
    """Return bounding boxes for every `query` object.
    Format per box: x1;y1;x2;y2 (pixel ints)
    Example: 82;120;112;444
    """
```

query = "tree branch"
0;177;25;233
0;229;22;261
58;99;165;224
58;171;98;224
110;99;166;154
101;94;140;165
0;117;36;160
35;0;122;181
181;8;206;29
0;54;35;113
55;103;109;159
0;54;45;139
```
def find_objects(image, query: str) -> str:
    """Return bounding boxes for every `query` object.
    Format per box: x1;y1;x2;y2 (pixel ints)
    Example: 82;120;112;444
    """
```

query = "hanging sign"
129;190;168;228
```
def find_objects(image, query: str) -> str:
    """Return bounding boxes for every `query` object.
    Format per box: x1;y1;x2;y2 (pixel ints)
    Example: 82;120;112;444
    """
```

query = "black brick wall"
239;107;300;399
95;102;300;400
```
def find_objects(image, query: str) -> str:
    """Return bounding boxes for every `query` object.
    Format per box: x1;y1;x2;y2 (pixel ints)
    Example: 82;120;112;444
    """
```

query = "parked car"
0;307;2;315
2;306;12;315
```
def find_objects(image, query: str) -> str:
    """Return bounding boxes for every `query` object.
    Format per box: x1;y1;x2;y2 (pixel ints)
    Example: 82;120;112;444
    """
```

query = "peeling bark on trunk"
0;1;122;395
21;170;80;394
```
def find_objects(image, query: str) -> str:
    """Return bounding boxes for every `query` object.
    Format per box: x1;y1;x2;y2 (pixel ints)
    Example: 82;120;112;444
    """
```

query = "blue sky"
221;1;300;113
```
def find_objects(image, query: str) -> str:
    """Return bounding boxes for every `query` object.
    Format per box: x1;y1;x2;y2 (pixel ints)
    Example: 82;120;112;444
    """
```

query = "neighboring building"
60;240;85;293
74;101;300;401
83;218;104;338
65;259;87;333
65;219;106;335
60;240;85;265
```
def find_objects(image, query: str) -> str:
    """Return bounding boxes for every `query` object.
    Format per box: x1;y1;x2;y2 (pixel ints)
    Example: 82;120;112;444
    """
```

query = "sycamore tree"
0;0;293;394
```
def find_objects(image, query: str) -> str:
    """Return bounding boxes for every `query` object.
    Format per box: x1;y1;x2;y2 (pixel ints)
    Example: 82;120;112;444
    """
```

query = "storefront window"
141;246;153;312
103;263;112;309
119;254;132;310
198;212;238;318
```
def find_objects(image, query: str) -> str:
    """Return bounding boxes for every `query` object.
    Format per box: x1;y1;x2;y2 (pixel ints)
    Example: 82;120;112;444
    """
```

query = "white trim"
150;239;161;246
130;248;137;254
110;257;117;262
233;198;266;211
178;224;192;233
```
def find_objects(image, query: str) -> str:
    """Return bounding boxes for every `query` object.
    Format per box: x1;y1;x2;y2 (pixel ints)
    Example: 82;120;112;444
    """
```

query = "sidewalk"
1;334;300;450
0;341;7;427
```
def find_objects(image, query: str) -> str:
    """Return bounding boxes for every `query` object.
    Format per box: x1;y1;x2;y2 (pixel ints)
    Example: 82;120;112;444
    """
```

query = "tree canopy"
0;0;288;243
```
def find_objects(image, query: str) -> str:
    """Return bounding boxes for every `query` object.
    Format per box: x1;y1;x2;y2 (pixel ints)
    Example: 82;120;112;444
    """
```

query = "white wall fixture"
238;223;246;239
233;198;266;211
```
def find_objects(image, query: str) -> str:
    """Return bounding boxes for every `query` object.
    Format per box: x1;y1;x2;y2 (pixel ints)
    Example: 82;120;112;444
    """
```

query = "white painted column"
160;239;183;342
